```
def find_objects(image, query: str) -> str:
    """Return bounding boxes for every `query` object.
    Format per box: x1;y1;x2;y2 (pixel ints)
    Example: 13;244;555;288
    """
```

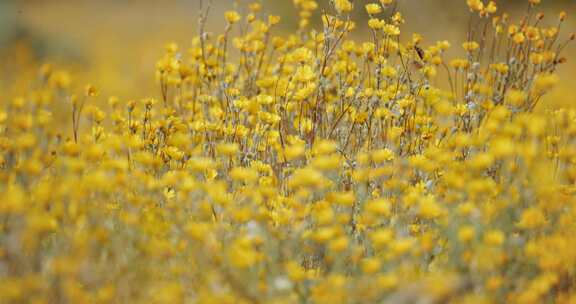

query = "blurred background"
1;0;574;107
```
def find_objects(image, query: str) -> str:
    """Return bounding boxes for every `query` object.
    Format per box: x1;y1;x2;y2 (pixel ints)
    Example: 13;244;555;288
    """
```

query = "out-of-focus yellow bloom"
483;230;505;246
224;11;241;24
365;3;382;15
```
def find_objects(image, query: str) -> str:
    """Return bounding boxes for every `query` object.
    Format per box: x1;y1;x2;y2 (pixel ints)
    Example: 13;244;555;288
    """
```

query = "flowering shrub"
1;0;576;303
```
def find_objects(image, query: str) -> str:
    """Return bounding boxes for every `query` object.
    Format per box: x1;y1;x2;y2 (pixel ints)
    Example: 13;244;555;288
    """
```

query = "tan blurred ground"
2;0;575;108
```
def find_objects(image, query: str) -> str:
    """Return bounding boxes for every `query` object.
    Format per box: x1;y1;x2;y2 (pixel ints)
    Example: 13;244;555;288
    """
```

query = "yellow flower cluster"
1;0;576;303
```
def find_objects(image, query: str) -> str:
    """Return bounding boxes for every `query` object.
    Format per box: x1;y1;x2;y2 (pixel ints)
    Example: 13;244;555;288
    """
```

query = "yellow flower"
457;225;475;243
390;238;414;256
185;222;211;241
85;84;98;97
216;142;239;156
312;226;337;243
328;236;349;252
513;32;526;44
376;273;398;289
268;15;281;25
230;167;259;183
334;0;353;13
228;237;260;269
361;257;382;274
365;3;382;15
485;1;497;14
418;195;444;219
292;47;313;63
224;11;241;24
370;229;393;248
462;41;479;52
490;137;515;158
517;207;547;229
286;261;307;282
483;230;505;246
295;65;315;82
371;148;395;163
368;18;385;29
383;24;400;36
529;0;541;5
532;73;559;95
467;0;484;11
364;198;391;216
327;191;355;207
